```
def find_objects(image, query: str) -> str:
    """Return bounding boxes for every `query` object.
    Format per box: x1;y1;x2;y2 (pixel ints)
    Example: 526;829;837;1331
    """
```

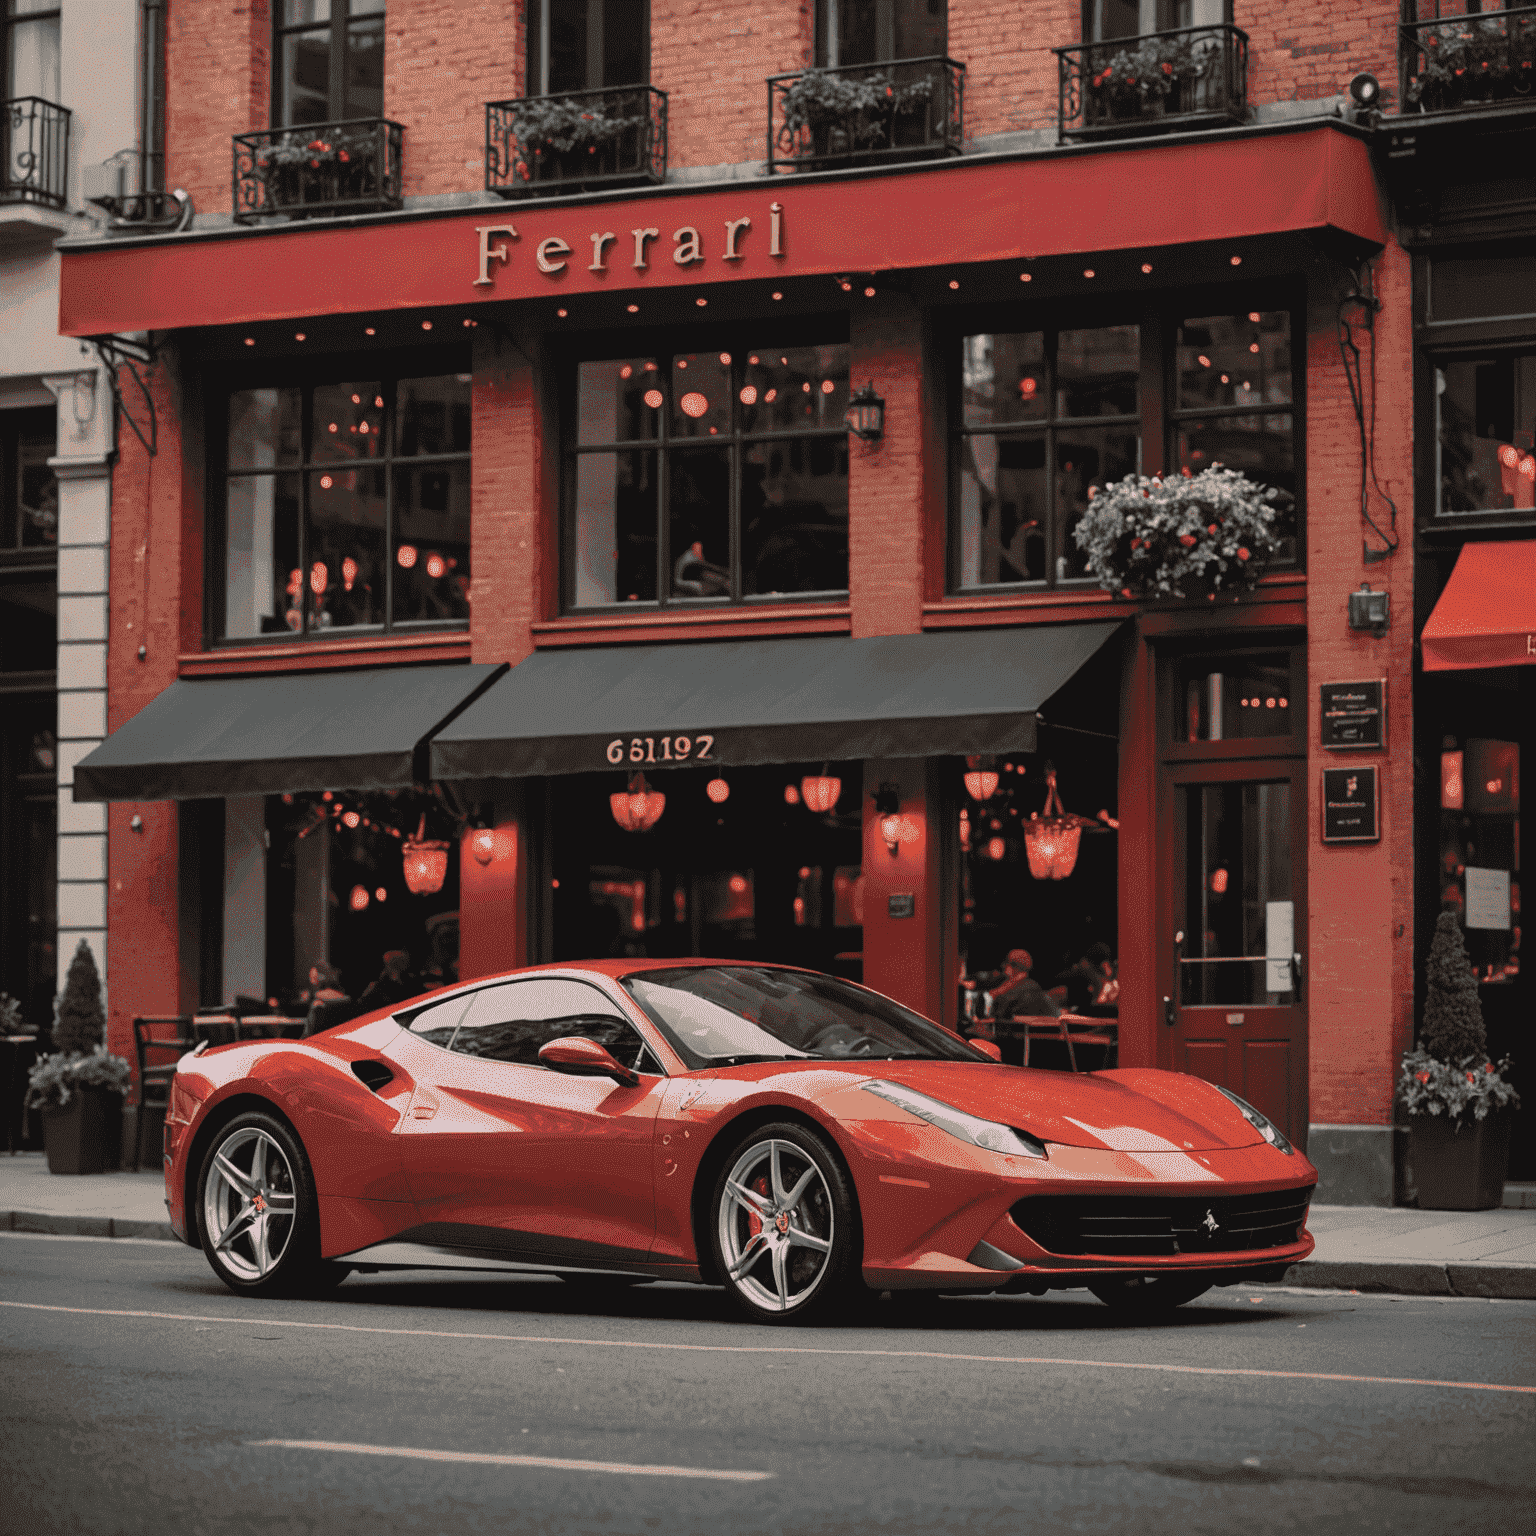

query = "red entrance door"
1162;758;1309;1148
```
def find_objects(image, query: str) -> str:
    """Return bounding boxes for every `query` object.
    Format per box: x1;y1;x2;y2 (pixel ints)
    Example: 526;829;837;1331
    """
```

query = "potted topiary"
25;939;130;1175
1398;911;1520;1209
1072;463;1290;601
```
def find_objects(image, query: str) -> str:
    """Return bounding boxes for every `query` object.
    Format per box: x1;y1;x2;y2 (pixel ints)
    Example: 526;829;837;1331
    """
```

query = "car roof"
495;956;795;983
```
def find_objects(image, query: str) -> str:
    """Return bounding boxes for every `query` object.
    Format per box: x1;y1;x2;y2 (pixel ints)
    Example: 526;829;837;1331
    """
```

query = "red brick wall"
166;0;271;216
949;0;1075;140
104;353;198;1065
1304;235;1415;1128
652;0;811;171
1240;2;1402;111
385;0;524;200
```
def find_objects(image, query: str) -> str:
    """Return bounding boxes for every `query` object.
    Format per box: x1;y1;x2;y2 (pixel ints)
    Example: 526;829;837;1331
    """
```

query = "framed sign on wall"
1320;679;1385;751
1322;764;1380;843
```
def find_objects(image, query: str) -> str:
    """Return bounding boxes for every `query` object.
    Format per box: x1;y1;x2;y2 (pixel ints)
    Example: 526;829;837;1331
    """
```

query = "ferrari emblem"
253;1194;266;1214
775;1212;790;1234
1201;1209;1220;1236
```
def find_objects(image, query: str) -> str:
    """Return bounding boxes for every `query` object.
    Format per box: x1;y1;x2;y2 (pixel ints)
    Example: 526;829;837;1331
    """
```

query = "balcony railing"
486;85;667;197
2;97;70;209
232;118;403;224
766;57;964;174
1054;25;1247;143
1401;5;1536;115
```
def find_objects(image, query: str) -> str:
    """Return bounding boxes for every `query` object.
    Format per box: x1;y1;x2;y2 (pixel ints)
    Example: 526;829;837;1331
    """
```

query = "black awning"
73;662;505;802
430;624;1121;782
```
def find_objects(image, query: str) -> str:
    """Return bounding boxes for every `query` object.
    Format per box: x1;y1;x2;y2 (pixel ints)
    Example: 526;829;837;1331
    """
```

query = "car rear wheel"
1086;1274;1213;1314
197;1110;341;1298
710;1122;859;1325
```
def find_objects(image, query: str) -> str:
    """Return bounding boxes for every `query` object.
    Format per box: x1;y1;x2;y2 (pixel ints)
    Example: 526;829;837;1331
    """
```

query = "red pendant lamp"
963;755;1000;803
402;813;450;895
611;773;666;833
800;770;842;814
1022;764;1094;881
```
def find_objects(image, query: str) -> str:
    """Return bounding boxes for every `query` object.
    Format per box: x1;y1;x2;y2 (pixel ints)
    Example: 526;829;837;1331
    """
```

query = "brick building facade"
54;2;1533;1201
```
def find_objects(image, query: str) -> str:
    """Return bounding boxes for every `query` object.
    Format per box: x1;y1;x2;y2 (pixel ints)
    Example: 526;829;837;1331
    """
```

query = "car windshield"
621;965;985;1069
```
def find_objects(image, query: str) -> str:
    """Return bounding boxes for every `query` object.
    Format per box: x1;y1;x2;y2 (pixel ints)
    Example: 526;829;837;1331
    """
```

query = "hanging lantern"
348;884;370;911
402;813;450;895
843;381;885;441
706;777;730;804
963;756;1000;802
783;783;801;805
1022;763;1094;881
610;773;666;833
985;835;1007;861
800;772;842;814
470;826;496;865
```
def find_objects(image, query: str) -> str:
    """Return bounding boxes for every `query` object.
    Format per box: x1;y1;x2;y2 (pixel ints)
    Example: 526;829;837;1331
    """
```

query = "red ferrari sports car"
164;959;1316;1322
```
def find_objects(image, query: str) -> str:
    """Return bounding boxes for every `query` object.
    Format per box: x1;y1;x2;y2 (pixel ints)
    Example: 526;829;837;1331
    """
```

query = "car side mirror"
970;1039;1003;1063
538;1035;640;1087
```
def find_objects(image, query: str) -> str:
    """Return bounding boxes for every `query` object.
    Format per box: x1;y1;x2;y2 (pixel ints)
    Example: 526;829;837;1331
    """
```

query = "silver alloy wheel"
717;1137;835;1314
202;1125;298;1282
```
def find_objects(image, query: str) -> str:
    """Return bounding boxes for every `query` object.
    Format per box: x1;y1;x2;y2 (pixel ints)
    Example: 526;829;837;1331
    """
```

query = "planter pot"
1406;1111;1511;1211
42;1086;123;1175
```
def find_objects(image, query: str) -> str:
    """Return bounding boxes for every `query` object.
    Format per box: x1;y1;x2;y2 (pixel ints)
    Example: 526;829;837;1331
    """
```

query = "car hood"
830;1061;1264;1152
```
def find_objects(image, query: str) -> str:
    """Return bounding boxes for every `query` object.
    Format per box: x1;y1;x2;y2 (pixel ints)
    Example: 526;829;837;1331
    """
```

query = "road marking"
249;1438;770;1481
3;1300;1533;1396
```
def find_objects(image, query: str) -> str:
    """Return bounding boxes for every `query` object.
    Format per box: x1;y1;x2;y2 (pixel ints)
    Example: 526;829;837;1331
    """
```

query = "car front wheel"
1086;1274;1213;1315
196;1110;343;1298
710;1122;859;1325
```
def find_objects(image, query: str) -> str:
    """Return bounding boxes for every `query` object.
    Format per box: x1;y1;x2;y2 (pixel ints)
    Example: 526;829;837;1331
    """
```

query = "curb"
1288;1258;1536;1301
6;1210;179;1243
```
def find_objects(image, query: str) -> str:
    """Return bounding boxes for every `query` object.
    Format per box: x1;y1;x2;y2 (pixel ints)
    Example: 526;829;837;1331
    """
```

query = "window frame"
271;0;384;128
1083;0;1233;43
0;405;57;561
558;317;853;614
944;285;1306;595
203;343;472;648
525;0;651;96
2;1;62;101
814;0;949;67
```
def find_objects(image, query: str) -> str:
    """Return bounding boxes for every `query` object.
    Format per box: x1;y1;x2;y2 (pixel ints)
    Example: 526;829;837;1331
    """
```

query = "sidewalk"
2;1153;1534;1299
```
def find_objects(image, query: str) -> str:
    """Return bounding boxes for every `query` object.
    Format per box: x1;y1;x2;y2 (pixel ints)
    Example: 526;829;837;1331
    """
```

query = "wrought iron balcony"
766;57;964;174
1054;25;1247;143
1401;4;1536;115
486;85;667;197
2;97;70;210
232;118;403;224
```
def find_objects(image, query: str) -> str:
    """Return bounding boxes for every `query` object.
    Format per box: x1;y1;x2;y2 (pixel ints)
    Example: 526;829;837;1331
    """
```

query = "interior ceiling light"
1083;268;1096;279
295;332;306;341
1230;255;1242;266
696;297;708;306
365;327;376;335
627;304;639;313
422;320;433;330
772;291;783;300
948;280;959;290
1019;272;1032;282
244;337;254;346
1141;263;1153;274
864;286;876;297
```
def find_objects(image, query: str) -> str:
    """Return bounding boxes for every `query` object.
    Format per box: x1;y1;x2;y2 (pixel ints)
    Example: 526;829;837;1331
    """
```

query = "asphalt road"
2;1233;1533;1536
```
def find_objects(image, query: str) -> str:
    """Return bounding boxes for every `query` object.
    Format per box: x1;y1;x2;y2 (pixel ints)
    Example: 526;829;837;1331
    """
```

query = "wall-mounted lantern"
844;381;885;442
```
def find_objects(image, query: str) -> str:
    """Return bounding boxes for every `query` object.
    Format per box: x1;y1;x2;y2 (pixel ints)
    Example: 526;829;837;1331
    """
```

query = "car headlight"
1215;1085;1294;1155
860;1080;1047;1159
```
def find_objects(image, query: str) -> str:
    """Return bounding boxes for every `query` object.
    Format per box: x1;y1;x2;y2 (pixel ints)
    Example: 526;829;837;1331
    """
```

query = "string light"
948;279;959;290
556;307;568;317
294;332;306;341
1083;268;1095;279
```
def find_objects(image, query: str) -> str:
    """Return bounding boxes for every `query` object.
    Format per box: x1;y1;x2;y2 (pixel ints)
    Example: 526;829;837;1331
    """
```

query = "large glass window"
4;0;60;100
526;0;648;94
273;0;384;127
956;325;1140;588
1434;351;1536;519
1086;0;1228;41
216;365;470;641
566;339;850;608
815;0;947;66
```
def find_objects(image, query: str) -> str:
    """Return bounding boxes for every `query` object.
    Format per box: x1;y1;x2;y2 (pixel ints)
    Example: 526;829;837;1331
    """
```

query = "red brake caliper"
746;1173;771;1238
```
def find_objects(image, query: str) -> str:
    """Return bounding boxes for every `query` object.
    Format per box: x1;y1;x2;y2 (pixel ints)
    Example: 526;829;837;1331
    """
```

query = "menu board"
1320;680;1386;751
1322;765;1380;843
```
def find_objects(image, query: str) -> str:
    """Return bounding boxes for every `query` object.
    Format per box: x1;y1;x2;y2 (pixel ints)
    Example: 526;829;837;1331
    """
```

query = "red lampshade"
985;835;1007;862
402;814;449;894
611;774;666;832
1022;819;1081;880
800;774;842;814
706;777;730;804
964;769;999;802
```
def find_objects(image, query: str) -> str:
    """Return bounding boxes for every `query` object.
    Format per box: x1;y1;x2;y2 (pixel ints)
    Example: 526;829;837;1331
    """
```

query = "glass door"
1164;759;1307;1146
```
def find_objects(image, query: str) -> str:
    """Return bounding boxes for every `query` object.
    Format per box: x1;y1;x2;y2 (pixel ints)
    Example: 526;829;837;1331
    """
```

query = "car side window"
450;979;664;1074
403;993;475;1049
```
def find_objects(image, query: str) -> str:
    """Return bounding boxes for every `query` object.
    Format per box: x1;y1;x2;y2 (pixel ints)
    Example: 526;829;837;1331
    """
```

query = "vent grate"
1010;1187;1314;1258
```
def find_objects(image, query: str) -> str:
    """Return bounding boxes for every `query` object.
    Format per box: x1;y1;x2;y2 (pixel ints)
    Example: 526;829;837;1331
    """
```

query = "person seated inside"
357;949;421;1014
299;961;352;1037
990;949;1060;1020
1059;941;1119;1014
673;540;730;597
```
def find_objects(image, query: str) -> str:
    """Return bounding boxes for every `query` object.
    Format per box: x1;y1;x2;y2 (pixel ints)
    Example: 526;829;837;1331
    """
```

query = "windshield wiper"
707;1053;810;1066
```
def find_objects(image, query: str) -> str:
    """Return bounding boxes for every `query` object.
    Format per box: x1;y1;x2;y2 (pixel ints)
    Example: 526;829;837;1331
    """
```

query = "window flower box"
1401;5;1536;115
486;86;667;197
233;118;402;223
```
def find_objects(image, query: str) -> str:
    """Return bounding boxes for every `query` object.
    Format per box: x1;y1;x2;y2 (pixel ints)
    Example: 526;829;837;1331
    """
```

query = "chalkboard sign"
1322;765;1380;843
1320;679;1385;751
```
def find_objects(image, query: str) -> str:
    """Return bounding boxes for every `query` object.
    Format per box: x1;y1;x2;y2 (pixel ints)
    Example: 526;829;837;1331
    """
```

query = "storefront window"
566;340;850;608
1434;351;1536;519
1;407;56;551
1176;653;1295;743
215;365;470;642
816;0;947;66
274;0;384;127
956;325;1140;588
526;0;649;94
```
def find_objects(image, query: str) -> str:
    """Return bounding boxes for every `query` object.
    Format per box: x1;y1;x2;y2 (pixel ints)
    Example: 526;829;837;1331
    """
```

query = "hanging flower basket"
1072;464;1290;602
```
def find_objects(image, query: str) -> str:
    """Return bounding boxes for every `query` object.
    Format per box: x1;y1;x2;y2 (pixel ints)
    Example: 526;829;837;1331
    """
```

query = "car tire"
196;1109;337;1299
1086;1274;1213;1315
710;1121;860;1326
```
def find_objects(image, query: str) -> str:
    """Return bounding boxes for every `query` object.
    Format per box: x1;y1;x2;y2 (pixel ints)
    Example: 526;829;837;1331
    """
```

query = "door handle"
1290;952;1303;997
1163;995;1176;1028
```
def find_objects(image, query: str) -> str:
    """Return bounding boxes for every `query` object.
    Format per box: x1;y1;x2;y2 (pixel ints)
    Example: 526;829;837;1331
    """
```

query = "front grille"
1010;1187;1314;1258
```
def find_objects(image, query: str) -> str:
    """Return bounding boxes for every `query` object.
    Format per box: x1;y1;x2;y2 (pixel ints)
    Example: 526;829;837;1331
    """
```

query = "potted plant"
509;95;643;186
1397;911;1520;1209
1072;463;1290;600
255;128;377;211
24;940;130;1176
777;68;934;161
1085;31;1221;123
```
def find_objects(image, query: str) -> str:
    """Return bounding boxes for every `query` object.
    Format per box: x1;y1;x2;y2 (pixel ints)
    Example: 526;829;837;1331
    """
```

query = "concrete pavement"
4;1151;1534;1298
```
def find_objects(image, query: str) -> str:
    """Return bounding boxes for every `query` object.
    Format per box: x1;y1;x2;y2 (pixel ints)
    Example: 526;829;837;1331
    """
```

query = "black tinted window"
450;978;661;1073
404;992;474;1048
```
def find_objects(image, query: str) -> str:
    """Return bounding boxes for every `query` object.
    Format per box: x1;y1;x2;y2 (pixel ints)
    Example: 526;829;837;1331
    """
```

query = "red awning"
57;124;1384;337
1421;540;1536;672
